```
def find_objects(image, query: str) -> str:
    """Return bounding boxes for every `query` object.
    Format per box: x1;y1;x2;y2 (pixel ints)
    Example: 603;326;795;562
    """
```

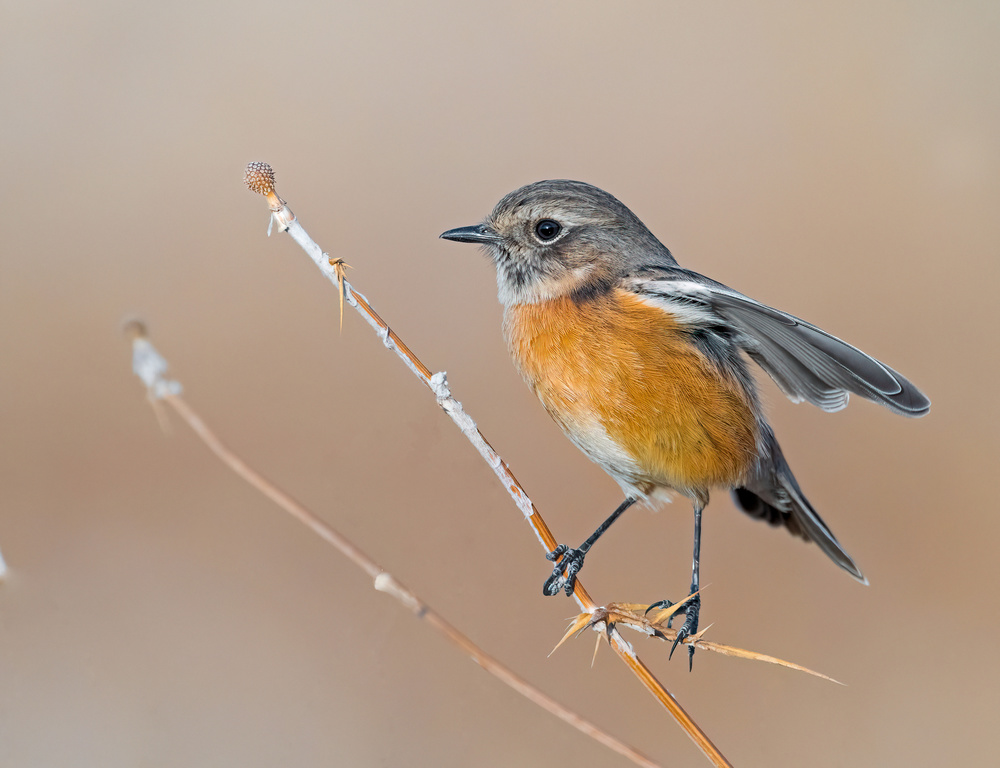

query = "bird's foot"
646;592;701;671
543;545;586;597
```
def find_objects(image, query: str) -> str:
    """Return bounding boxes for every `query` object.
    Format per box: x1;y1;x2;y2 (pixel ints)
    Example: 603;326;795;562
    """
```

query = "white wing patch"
626;278;718;328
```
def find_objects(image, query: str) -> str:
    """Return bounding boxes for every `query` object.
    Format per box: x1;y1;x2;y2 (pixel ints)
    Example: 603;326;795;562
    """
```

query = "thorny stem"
240;162;732;767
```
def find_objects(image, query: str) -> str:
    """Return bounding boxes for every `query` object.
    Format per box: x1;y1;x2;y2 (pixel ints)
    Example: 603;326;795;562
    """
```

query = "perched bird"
440;180;929;667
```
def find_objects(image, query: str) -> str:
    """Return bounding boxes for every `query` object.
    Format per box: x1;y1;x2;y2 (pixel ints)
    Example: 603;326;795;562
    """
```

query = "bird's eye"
534;219;561;241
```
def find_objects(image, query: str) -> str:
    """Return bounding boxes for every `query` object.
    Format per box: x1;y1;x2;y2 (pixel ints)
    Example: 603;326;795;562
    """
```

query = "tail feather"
733;431;867;584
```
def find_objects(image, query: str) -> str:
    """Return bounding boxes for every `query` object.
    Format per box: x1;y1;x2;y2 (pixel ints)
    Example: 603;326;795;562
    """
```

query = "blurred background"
2;1;998;765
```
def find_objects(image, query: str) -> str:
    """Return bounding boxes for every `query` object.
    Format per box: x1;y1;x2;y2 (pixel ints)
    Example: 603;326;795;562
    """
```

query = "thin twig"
126;322;661;768
241;162;732;766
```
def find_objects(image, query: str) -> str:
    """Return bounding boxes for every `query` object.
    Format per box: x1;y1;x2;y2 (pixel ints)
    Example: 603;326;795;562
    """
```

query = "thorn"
605;621;616;641
691;623;713;641
327;256;351;333
549;612;592;657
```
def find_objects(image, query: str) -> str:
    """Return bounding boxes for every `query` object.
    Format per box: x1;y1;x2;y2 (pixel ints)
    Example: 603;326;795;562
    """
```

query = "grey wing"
629;269;930;417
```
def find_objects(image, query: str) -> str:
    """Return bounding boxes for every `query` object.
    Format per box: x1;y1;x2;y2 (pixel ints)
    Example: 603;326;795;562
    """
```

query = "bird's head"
440;180;674;306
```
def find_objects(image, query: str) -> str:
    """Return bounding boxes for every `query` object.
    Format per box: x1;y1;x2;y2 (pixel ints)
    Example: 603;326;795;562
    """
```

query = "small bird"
440;180;929;667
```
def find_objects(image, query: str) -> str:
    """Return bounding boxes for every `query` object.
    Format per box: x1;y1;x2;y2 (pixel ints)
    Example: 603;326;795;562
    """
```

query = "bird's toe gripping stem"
543;545;586;597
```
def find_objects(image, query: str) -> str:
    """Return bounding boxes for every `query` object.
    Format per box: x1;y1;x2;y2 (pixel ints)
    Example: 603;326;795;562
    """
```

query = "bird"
440;180;930;667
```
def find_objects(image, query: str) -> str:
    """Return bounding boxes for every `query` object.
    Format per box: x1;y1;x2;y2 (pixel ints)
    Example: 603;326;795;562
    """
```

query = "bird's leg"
543;497;637;597
646;499;704;670
673;501;703;669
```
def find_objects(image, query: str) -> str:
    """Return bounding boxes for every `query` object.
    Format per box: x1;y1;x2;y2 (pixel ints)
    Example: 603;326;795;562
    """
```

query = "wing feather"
631;271;930;418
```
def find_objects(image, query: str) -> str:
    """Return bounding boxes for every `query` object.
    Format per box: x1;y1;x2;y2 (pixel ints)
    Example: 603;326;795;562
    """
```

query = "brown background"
2;2;998;766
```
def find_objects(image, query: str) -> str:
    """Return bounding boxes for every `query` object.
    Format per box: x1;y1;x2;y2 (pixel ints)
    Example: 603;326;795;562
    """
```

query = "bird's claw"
543;545;586;596
545;544;568;563
665;592;701;671
645;598;678;627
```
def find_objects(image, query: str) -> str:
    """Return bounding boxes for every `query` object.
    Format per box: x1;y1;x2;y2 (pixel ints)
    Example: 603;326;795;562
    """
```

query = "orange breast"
503;289;759;495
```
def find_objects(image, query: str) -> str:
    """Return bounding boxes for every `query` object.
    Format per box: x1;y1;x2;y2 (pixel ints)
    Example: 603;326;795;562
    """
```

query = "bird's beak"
439;223;500;244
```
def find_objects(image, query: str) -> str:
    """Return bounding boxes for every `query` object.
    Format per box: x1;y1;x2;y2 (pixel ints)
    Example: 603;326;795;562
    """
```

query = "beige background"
2;1;998;766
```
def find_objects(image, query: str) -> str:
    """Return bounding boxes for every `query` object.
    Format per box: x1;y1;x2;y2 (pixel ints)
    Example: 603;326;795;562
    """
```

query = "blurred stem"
161;391;662;768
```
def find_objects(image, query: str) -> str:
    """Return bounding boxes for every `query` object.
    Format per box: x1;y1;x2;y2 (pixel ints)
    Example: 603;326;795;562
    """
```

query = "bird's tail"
732;429;867;584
